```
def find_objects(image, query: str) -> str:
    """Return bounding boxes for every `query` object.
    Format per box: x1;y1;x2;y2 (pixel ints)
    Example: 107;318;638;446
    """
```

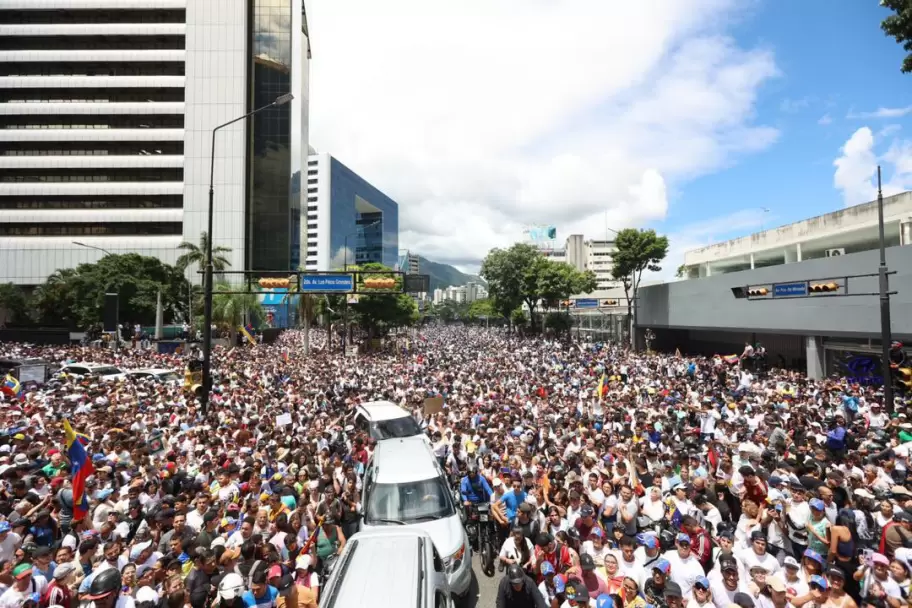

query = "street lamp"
73;241;119;351
340;220;381;354
201;92;294;416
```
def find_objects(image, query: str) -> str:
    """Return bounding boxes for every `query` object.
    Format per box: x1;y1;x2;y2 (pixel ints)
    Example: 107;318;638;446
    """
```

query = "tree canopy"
349;263;419;335
480;243;597;330
882;0;912;73
30;254;190;329
610;228;669;314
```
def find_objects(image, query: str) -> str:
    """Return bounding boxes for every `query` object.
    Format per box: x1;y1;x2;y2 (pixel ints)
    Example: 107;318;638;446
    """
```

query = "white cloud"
780;97;812;113
833;127;912;206
847;105;912;119
818;114;832;126
308;0;780;266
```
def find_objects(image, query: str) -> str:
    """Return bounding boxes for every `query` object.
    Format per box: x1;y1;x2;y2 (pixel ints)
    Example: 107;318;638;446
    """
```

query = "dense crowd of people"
0;327;909;608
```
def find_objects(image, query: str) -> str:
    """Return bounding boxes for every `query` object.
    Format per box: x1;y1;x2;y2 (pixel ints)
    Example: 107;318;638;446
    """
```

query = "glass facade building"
327;157;398;270
248;0;295;271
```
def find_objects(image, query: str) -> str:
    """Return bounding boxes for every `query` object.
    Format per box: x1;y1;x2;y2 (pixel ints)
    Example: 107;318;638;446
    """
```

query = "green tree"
211;283;264;346
175;231;232;282
0;283;30;327
481;243;596;331
544;311;574;335
466;298;497;321
610;228;669;346
349;263;419;337
675;264;687;279
882;0;912;73
31;254;190;329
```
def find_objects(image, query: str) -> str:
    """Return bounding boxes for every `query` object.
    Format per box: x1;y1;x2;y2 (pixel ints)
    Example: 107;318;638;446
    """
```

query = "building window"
2;168;183;182
0;62;185;77
0;222;182;236
0;115;184;130
0;88;185;104
0;35;185;51
0;195;182;209
0;9;187;24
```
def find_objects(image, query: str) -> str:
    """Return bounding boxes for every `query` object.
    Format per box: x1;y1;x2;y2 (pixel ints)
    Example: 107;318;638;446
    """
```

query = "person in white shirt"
663;533;707;597
709;556;749;608
0;522;21;563
736;530;780;578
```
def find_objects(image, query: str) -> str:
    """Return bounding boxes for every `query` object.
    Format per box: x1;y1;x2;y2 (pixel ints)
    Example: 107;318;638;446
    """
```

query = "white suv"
353;400;425;442
58;363;127;381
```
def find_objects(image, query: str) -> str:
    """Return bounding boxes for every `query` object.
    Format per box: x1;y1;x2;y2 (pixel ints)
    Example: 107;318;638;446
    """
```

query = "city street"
460;554;498;608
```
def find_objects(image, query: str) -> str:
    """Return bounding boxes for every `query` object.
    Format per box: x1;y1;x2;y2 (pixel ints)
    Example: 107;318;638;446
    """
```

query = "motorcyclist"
460;461;493;507
80;568;129;608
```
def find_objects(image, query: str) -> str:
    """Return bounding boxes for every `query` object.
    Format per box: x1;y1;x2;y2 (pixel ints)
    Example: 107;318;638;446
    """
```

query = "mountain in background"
416;255;486;292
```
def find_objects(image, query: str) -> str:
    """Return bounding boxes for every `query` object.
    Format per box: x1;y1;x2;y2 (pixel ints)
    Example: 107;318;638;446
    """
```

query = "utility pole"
877;166;895;413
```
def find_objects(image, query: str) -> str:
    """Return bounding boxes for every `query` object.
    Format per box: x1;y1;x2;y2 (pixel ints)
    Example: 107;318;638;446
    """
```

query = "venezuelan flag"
1;374;21;398
596;373;606;398
63;419;94;522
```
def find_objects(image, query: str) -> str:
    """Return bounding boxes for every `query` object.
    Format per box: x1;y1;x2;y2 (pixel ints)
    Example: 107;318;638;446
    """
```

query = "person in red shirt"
740;466;768;504
534;533;575;579
680;516;712;569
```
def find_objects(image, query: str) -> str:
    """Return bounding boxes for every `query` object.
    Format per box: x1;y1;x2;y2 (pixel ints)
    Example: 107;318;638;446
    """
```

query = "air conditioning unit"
825;248;845;257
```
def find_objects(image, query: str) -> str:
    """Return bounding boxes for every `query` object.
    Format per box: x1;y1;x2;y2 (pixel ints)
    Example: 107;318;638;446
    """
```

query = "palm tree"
175;232;232;284
282;270;318;354
211;283;263;347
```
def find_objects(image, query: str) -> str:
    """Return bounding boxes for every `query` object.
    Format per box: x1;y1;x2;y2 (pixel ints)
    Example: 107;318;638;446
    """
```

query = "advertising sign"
355;272;403;294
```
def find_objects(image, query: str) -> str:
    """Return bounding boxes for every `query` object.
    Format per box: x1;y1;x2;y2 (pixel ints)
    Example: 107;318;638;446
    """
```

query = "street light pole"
201;93;293;416
341;220;381;355
876;166;895;414
73;241;119;351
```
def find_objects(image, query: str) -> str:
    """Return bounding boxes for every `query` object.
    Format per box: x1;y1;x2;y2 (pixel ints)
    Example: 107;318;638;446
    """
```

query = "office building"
396;249;420;274
536;234;620;292
680;191;912;279
0;0;312;285
304;152;398;271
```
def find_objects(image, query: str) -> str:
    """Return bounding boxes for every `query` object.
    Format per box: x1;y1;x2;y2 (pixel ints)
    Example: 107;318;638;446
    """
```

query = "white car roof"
357;401;411;421
129;368;175;375
63;362;119;370
371;437;440;484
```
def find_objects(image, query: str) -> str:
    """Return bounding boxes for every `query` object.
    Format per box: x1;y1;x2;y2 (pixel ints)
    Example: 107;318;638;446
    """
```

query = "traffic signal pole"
877;166;895;414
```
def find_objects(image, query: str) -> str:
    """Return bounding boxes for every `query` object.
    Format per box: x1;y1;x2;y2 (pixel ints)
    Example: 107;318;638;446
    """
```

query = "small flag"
63;419;95;522
1;374;21;398
596;373;606;398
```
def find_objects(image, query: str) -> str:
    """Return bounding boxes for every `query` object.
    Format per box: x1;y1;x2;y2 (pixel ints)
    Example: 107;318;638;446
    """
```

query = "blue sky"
661;0;911;246
308;0;912;272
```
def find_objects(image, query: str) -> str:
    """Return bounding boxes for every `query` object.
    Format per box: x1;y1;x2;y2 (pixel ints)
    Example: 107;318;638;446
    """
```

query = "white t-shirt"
663;550;706;597
0;533;21;562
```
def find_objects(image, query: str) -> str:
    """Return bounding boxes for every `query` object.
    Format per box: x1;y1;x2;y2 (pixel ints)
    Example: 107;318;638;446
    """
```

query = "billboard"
355;271;404;294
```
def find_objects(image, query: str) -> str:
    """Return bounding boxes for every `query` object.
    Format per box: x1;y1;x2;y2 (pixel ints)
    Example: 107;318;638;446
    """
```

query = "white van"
320;527;454;608
354;400;425;441
360;436;471;597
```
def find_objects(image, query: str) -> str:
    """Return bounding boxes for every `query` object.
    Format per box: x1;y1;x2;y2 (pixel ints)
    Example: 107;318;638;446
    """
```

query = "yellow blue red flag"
1;374;21;398
63;419;94;521
596;373;606;398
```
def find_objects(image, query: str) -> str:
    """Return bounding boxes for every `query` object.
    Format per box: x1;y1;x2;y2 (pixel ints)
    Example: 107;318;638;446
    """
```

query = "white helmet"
219;573;246;601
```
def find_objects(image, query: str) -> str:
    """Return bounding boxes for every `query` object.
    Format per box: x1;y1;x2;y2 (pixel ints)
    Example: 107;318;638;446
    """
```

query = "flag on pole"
596;373;606;398
63;419;94;522
1;374;21;399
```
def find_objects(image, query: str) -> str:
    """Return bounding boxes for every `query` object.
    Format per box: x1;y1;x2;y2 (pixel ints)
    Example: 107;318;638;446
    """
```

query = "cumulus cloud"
307;0;779;267
847;105;912;120
818;114;832;126
834;127;912;206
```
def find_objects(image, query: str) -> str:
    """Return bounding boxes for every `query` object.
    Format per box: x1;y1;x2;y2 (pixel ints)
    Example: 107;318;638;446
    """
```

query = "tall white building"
536;234;620;292
0;0;311;285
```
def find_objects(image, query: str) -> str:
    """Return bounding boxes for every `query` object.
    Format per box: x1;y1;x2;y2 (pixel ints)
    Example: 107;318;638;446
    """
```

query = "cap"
553;574;566;594
826;567;845;580
663;581;683;598
640;534;658;549
733;592;755;608
694;576;710;590
810;575;829;590
580;553;596;571
52;563;76;581
0;521;10;533
871;552;890;566
894;512;912;523
783;556;800;569
596;594;615;608
719;556;739;572
809;498;825;511
652;559;671;575
13;563;32;579
507;564;524;584
566;582;591;601
519;503;533;514
803;549;824;564
750;529;767;541
580;504;595;517
540;561;555;576
295;555;312;571
767;576;786;592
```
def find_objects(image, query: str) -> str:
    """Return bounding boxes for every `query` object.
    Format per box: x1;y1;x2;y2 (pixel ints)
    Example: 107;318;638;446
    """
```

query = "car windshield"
156;372;181;383
92;366;122;375
365;477;453;524
370;416;422;440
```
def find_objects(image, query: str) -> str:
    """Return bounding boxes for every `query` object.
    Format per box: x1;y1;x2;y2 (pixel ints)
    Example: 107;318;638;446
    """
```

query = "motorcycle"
319;553;338;587
465;502;496;577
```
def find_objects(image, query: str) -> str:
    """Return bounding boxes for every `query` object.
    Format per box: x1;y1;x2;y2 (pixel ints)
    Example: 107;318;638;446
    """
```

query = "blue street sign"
299;274;354;293
773;281;808;298
574;298;599;309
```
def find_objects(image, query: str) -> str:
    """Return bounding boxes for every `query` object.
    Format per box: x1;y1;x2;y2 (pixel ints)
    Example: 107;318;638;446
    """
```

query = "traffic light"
601;299;618;307
810;282;839;293
747;287;769;297
561;300;573;308
258;278;291;289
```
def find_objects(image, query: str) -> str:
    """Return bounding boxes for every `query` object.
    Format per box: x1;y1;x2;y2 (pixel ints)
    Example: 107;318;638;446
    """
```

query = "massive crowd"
0;326;909;608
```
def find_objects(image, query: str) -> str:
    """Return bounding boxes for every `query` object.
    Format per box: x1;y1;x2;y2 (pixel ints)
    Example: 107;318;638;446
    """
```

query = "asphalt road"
460;553;500;608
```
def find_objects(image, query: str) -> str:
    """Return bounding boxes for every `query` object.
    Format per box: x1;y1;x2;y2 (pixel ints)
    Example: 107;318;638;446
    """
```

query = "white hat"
295;554;312;570
854;488;875;500
219;573;245;601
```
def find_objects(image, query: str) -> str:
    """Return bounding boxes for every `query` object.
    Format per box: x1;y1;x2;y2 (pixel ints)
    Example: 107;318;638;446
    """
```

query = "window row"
0;222;183;236
0;88;185;103
0;10;186;24
1;142;183;156
0;195;182;209
2;168;183;182
0;115;184;129
0;62;185;77
0;36;185;52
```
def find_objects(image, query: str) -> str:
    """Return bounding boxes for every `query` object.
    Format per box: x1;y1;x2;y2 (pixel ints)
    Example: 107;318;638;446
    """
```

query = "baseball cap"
694;576;710;590
676;532;691;544
810;575;829;590
652;559;671;575
540;561;555;576
566;582;591;601
767;576;786;592
803;549;825;564
719;556;739;572
13;563;32;579
0;521;10;533
733;592;755;608
783;556;800;569
553;575;566;594
663;581;683;598
580;553;596;571
580;504;595;517
809;498;825;511
596;594;614;608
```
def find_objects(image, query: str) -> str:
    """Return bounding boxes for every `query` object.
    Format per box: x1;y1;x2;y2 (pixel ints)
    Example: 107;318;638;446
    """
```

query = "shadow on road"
456;569;481;608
